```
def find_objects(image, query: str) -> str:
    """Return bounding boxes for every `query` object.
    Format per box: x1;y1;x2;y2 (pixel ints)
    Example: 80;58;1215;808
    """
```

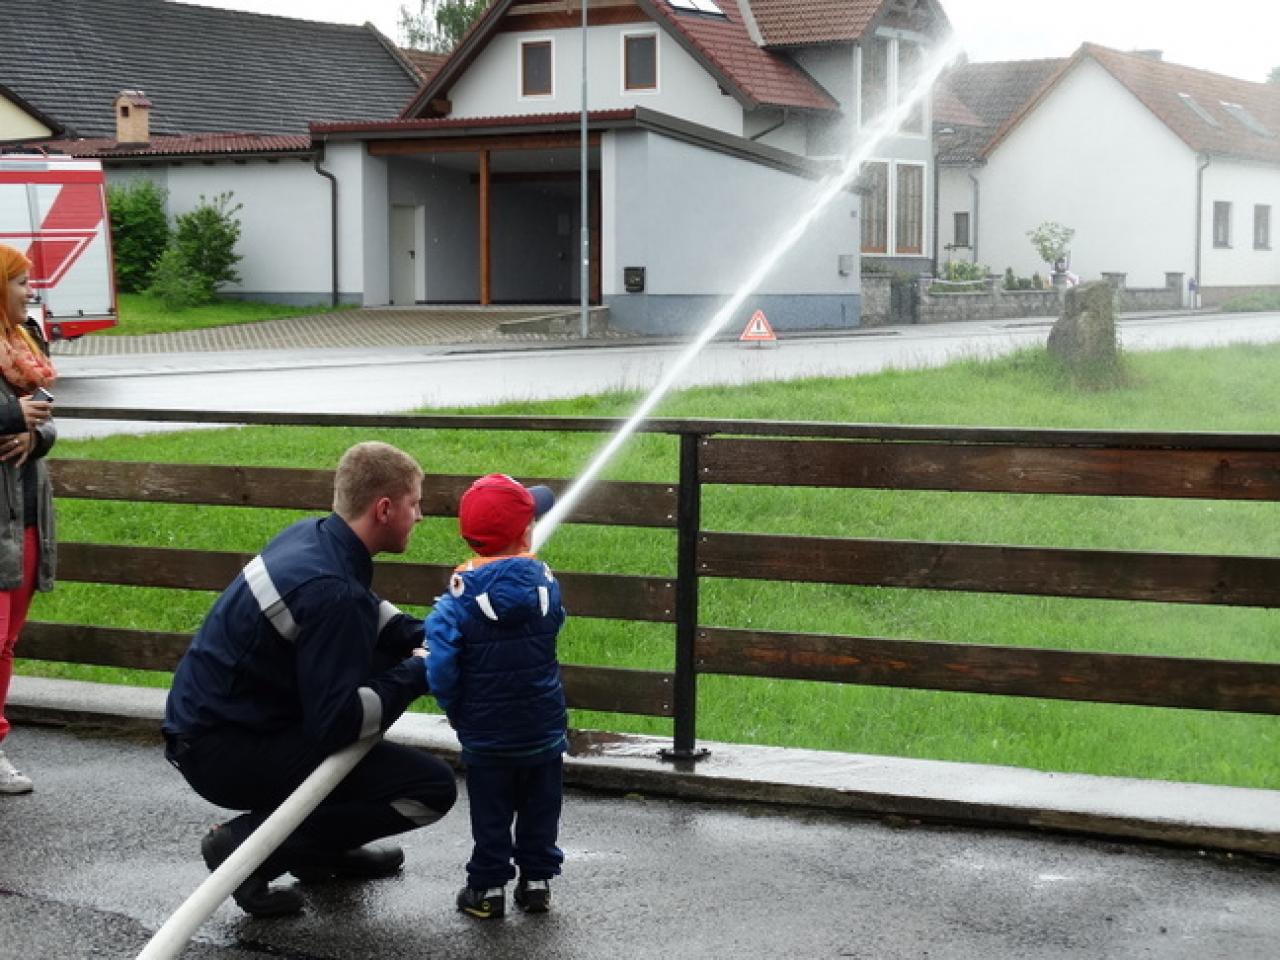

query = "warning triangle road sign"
739;309;777;343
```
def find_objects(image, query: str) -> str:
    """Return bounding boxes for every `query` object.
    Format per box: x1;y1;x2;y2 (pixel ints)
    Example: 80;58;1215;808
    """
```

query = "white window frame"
860;160;930;258
621;30;659;95
518;37;555;101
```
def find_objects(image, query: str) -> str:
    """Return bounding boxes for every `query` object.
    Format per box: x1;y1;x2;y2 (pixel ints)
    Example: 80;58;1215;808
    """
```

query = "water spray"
136;38;961;960
533;37;962;551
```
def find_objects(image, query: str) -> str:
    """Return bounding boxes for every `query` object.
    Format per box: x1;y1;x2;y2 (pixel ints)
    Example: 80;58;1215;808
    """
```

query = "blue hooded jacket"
425;554;567;761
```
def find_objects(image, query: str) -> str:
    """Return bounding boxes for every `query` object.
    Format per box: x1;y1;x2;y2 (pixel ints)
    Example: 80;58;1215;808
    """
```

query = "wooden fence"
19;408;1280;763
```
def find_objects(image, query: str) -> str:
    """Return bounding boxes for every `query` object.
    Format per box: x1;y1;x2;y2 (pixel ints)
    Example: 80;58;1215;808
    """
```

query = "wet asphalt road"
2;725;1278;960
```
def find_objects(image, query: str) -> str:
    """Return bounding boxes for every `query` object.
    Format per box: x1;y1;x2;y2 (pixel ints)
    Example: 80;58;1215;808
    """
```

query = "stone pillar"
1100;272;1127;290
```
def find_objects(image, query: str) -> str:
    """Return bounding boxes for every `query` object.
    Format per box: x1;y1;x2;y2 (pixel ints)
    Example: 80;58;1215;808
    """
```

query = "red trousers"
0;526;40;743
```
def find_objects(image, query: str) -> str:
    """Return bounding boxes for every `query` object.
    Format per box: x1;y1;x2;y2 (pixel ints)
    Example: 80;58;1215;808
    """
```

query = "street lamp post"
580;0;589;338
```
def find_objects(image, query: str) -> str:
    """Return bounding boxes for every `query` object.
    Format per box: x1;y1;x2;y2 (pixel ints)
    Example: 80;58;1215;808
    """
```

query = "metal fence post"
660;431;709;762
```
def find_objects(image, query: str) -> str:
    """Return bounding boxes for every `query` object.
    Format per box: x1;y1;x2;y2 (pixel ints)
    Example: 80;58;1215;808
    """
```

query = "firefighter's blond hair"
332;442;422;519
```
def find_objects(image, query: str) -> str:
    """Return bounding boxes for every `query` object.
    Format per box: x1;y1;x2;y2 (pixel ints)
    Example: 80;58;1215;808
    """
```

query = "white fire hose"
135;735;378;960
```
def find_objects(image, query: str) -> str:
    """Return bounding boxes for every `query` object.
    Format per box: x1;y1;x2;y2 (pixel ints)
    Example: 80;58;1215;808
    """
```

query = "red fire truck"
0;153;117;340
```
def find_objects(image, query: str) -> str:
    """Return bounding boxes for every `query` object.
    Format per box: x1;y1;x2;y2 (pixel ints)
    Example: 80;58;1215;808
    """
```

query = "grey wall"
411;165;478;302
604;129;860;334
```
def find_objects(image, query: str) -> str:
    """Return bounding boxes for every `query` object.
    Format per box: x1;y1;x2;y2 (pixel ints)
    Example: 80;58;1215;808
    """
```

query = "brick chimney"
114;90;152;145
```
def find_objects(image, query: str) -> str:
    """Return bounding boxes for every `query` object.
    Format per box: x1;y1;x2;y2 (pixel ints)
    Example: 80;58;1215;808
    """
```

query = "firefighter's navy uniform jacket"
163;514;456;867
166;514;425;750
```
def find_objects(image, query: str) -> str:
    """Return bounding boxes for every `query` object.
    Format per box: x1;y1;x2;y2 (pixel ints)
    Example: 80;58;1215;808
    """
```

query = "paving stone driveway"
52;306;630;356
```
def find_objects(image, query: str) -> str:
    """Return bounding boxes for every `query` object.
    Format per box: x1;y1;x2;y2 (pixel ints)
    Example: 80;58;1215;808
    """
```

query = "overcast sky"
183;0;1277;84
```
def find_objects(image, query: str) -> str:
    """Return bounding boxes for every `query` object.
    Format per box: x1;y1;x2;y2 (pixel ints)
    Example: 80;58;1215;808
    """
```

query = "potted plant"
1027;221;1075;286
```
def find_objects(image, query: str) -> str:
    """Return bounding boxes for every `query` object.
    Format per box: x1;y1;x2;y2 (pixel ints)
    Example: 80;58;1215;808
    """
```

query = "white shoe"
0;750;33;794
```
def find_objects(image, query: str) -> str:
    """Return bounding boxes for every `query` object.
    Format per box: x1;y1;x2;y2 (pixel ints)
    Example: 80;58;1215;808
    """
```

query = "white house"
936;44;1280;304
314;0;953;333
3;0;424;307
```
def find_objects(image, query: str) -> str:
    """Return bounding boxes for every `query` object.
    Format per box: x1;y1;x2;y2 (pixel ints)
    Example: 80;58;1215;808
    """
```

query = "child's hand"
411;646;426;658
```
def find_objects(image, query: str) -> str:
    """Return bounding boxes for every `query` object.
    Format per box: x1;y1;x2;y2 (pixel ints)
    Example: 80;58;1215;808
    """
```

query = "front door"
390;205;418;306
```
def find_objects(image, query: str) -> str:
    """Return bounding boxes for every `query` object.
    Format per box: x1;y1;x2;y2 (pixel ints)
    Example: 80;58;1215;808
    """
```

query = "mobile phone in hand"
29;387;54;402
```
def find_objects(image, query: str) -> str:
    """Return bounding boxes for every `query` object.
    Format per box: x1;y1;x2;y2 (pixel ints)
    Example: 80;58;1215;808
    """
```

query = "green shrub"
106;179;170;293
144;246;205;311
941;260;987;283
174;192;243;299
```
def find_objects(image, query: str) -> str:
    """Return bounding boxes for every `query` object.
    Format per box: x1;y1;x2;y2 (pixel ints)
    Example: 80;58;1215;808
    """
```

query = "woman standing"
0;244;57;795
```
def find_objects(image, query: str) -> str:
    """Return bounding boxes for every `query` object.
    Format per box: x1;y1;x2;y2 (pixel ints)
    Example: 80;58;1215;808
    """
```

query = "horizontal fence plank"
373;563;676;622
696;627;1280;714
20;622;189;672
560;664;674;716
19;623;673;716
53;408;1280;450
56;543;676;622
698;532;1280;607
701;438;1280;501
50;461;676;528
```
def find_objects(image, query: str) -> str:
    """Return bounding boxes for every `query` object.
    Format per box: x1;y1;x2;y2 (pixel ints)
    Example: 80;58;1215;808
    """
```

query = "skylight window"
1220;101;1273;137
1177;93;1219;127
668;0;725;16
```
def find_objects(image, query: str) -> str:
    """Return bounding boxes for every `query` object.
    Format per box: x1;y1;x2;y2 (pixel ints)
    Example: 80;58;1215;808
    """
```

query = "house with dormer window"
315;0;952;332
935;44;1280;305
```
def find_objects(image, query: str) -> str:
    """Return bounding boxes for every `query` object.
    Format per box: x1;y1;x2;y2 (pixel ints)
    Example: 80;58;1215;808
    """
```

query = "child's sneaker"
456;885;505;919
514;877;551;913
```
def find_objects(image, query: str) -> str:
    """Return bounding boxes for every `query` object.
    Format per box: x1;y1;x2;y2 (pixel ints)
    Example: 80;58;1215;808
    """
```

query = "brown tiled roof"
645;0;838;111
400;48;449;83
747;0;882;45
983;44;1280;165
314;109;636;135
30;132;313;158
932;57;1064;163
1083;44;1280;165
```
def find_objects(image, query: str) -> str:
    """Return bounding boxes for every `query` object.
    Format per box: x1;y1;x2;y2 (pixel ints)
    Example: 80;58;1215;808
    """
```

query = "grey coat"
0;376;56;592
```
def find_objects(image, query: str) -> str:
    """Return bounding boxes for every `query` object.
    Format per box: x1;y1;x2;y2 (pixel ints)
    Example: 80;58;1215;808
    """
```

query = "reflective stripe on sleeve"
243;555;300;641
377;599;402;633
357;686;383;738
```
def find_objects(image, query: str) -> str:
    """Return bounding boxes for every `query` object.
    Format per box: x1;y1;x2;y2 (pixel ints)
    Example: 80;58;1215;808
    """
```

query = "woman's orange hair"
0;244;33;331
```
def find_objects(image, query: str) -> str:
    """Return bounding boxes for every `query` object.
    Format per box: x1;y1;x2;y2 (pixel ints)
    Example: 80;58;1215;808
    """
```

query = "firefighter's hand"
18;397;52;430
0;432;32;466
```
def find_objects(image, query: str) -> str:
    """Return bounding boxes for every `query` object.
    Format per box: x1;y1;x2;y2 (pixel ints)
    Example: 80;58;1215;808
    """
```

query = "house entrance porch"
377;134;601;307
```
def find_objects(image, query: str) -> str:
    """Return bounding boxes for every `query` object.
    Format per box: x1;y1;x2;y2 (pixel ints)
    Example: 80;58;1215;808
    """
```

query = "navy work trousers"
465;757;564;889
168;724;458;878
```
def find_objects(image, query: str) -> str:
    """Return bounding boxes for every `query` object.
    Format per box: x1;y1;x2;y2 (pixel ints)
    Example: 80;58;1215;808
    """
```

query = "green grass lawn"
21;342;1280;789
108;293;351;336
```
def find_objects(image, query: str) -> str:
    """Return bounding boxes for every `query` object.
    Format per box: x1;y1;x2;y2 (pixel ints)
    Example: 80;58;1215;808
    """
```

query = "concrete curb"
11;675;1280;857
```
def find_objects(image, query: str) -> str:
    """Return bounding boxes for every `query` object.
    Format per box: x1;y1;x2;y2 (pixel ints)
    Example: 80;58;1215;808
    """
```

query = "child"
426;473;567;919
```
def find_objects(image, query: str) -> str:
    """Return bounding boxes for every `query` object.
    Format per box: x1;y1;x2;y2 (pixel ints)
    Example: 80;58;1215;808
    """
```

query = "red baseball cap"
458;473;555;555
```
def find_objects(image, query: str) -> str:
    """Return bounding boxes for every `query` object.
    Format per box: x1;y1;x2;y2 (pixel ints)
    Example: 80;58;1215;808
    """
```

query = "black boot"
201;825;305;918
288;844;405;883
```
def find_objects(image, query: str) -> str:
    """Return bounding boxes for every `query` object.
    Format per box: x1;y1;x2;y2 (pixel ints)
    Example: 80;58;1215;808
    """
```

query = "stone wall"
903;271;1185;325
859;274;894;326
